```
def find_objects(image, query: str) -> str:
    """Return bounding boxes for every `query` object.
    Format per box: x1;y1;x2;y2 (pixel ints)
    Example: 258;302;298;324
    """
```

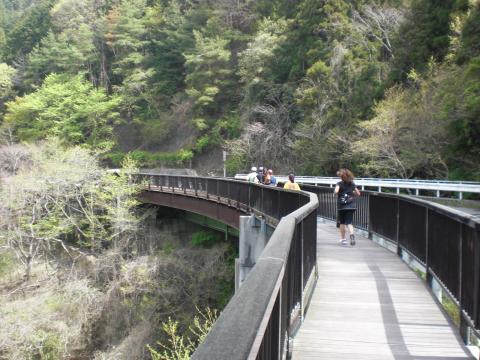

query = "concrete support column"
235;215;268;291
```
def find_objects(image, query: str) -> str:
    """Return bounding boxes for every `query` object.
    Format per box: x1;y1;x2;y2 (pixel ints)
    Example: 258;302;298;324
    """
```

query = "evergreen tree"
390;0;456;80
2;0;55;63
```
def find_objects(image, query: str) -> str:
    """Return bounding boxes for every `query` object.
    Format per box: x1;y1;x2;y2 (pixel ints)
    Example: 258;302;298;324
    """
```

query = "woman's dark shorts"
338;209;355;225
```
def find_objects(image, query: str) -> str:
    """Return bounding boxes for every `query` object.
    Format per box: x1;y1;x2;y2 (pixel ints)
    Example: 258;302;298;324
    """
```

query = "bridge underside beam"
139;190;245;230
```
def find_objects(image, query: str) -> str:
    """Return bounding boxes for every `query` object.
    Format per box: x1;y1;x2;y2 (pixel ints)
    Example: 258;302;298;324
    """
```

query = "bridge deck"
292;220;474;360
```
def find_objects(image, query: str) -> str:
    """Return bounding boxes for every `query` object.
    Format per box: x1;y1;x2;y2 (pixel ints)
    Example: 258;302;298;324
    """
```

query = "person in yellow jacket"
283;173;301;191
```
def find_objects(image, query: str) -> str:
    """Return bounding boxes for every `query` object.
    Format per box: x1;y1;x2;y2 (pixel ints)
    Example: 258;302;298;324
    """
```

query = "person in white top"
247;166;259;183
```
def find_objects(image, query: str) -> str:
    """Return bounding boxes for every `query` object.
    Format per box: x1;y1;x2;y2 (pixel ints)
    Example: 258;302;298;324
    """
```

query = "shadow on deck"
292;220;475;360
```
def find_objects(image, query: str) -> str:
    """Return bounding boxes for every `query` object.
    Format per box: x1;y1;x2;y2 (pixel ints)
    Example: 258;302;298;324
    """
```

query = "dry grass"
0;219;233;359
0;268;104;359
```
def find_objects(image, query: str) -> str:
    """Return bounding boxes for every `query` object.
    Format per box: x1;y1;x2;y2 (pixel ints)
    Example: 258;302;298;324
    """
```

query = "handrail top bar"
234;174;480;185
301;183;480;228
136;172;478;226
369;191;480;228
234;174;480;192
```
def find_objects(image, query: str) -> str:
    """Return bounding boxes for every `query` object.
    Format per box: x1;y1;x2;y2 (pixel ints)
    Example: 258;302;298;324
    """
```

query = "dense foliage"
1;0;479;178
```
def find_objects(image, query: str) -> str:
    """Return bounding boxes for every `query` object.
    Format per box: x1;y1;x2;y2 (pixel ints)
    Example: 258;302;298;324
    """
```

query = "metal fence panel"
353;193;369;230
399;201;427;264
428;211;461;300
256;295;280;360
303;211;317;289
461;225;477;328
370;195;397;242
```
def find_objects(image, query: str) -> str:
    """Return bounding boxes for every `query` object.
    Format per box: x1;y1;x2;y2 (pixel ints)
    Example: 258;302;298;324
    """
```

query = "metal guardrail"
300;183;480;343
235;174;480;199
135;174;319;360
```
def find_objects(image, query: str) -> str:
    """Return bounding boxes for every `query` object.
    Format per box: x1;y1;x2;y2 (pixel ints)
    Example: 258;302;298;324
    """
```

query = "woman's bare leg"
347;224;354;236
340;224;346;240
347;224;355;245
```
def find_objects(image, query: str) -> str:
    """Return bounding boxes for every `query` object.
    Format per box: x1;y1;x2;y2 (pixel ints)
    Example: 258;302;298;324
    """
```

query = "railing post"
473;225;480;332
194;177;198;197
300;219;304;322
277;190;281;219
396;198;401;256
425;207;431;286
236;183;240;210
367;194;372;239
261;186;264;214
217;180;220;202
227;181;231;206
248;185;251;212
278;289;282;359
458;223;463;306
458;223;469;344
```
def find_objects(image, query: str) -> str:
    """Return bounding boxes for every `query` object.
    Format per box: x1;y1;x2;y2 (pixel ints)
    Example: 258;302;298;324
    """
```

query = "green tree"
238;17;288;105
3;74;121;149
438;59;480;179
457;2;480;63
390;0;457;80
184;30;233;117
24;0;102;87
352;77;450;179
2;0;55;63
145;0;195;97
106;0;155;116
0;63;16;115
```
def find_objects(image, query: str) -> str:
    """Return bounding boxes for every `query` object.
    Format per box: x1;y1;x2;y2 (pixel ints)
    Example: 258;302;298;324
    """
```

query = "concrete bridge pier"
235;214;270;291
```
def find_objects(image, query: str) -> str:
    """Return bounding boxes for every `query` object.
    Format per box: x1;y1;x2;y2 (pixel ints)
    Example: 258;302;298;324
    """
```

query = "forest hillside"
1;0;479;179
1;1;480;358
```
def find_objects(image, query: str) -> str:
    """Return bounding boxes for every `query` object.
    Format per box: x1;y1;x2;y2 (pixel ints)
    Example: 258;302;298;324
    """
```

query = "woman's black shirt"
337;181;357;211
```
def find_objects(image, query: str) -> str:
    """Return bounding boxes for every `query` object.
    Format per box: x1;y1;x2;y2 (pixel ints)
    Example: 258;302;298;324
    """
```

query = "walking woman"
335;169;360;245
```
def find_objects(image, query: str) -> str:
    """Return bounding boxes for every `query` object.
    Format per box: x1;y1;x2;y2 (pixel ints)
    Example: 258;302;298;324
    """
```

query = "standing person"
283;173;301;191
257;166;265;184
247;166;259;183
334;168;361;246
265;169;277;186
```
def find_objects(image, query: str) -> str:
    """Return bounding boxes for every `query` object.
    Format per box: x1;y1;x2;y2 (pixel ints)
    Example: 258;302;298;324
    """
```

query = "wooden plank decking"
292;220;474;360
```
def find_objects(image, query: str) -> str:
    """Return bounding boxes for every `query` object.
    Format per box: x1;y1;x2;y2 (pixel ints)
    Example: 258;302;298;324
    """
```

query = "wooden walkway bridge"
137;174;480;360
293;220;474;359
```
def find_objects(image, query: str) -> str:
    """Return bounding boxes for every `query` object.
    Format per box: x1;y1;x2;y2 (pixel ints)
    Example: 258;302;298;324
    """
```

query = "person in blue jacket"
265;169;277;186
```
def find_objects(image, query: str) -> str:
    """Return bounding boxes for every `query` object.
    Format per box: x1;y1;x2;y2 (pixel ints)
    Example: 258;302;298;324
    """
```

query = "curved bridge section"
136;175;480;359
136;174;319;360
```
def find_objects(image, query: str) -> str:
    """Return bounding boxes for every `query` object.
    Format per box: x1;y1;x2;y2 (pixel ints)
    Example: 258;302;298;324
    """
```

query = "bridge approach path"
292;219;474;360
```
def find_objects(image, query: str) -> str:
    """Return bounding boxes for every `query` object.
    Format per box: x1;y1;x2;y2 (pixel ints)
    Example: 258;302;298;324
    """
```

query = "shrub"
189;230;221;248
